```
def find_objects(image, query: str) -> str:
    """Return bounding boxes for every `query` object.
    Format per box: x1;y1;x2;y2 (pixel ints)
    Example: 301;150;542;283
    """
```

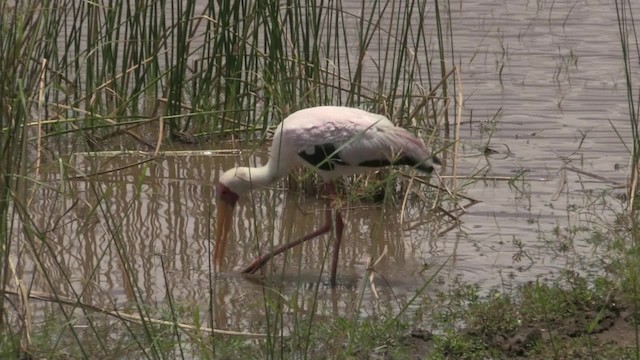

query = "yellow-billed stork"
215;106;440;286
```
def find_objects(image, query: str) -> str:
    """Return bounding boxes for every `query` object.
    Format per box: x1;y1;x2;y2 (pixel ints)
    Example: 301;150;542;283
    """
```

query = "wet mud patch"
391;279;637;359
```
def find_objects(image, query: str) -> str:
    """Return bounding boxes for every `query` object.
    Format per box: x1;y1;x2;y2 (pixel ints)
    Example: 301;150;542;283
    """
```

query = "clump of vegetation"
0;274;636;359
426;274;633;359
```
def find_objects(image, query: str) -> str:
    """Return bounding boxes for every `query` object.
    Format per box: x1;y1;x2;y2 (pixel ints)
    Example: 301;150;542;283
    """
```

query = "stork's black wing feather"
298;143;348;171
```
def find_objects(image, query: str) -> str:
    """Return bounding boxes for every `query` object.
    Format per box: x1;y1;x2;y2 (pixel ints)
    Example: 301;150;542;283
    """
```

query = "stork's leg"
240;182;341;281
241;205;333;274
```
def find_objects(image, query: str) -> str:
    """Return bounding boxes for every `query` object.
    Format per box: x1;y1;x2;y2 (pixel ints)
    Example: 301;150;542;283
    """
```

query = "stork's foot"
240;181;345;286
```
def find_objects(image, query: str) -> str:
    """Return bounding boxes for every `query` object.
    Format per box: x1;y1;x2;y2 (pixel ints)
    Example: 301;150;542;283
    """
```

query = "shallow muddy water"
16;0;640;333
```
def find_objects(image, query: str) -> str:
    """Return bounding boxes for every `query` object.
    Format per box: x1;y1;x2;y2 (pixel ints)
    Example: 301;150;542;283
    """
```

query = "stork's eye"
220;188;232;199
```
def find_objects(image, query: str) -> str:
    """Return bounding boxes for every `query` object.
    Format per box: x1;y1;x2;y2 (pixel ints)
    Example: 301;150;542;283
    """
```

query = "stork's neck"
241;157;289;189
239;165;275;188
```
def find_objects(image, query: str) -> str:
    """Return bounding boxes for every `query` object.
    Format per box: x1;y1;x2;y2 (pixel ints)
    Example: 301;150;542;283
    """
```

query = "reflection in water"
18;152;445;332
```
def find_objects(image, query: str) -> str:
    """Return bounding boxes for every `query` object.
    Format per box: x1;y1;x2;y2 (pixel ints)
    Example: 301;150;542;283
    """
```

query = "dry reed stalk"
3;289;268;338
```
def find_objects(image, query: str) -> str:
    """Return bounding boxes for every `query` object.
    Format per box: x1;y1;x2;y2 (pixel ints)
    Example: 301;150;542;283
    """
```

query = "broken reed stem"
67;158;158;180
564;165;625;186
3;289;268;338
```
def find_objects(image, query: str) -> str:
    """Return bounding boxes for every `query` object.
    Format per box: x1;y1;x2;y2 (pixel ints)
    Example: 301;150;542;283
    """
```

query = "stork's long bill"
214;182;238;268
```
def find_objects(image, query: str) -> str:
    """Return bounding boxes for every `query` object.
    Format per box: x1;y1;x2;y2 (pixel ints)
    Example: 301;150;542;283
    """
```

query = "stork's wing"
335;124;434;172
268;107;437;174
280;112;434;173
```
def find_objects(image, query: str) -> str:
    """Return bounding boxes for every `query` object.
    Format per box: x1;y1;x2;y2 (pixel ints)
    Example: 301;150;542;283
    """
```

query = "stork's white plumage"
215;106;440;286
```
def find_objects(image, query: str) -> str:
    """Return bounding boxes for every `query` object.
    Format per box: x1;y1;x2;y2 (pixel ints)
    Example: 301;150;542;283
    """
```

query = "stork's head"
214;168;252;268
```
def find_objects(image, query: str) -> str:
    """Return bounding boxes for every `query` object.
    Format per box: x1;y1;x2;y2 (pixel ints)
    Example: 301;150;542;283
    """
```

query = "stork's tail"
417;155;442;174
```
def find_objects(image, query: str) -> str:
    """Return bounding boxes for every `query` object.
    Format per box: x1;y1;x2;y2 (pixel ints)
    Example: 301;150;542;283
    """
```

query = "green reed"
2;0;452;141
0;0;455;357
615;1;640;215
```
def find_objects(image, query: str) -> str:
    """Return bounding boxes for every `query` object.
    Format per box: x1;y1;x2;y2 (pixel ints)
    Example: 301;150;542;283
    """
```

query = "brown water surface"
16;0;640;333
